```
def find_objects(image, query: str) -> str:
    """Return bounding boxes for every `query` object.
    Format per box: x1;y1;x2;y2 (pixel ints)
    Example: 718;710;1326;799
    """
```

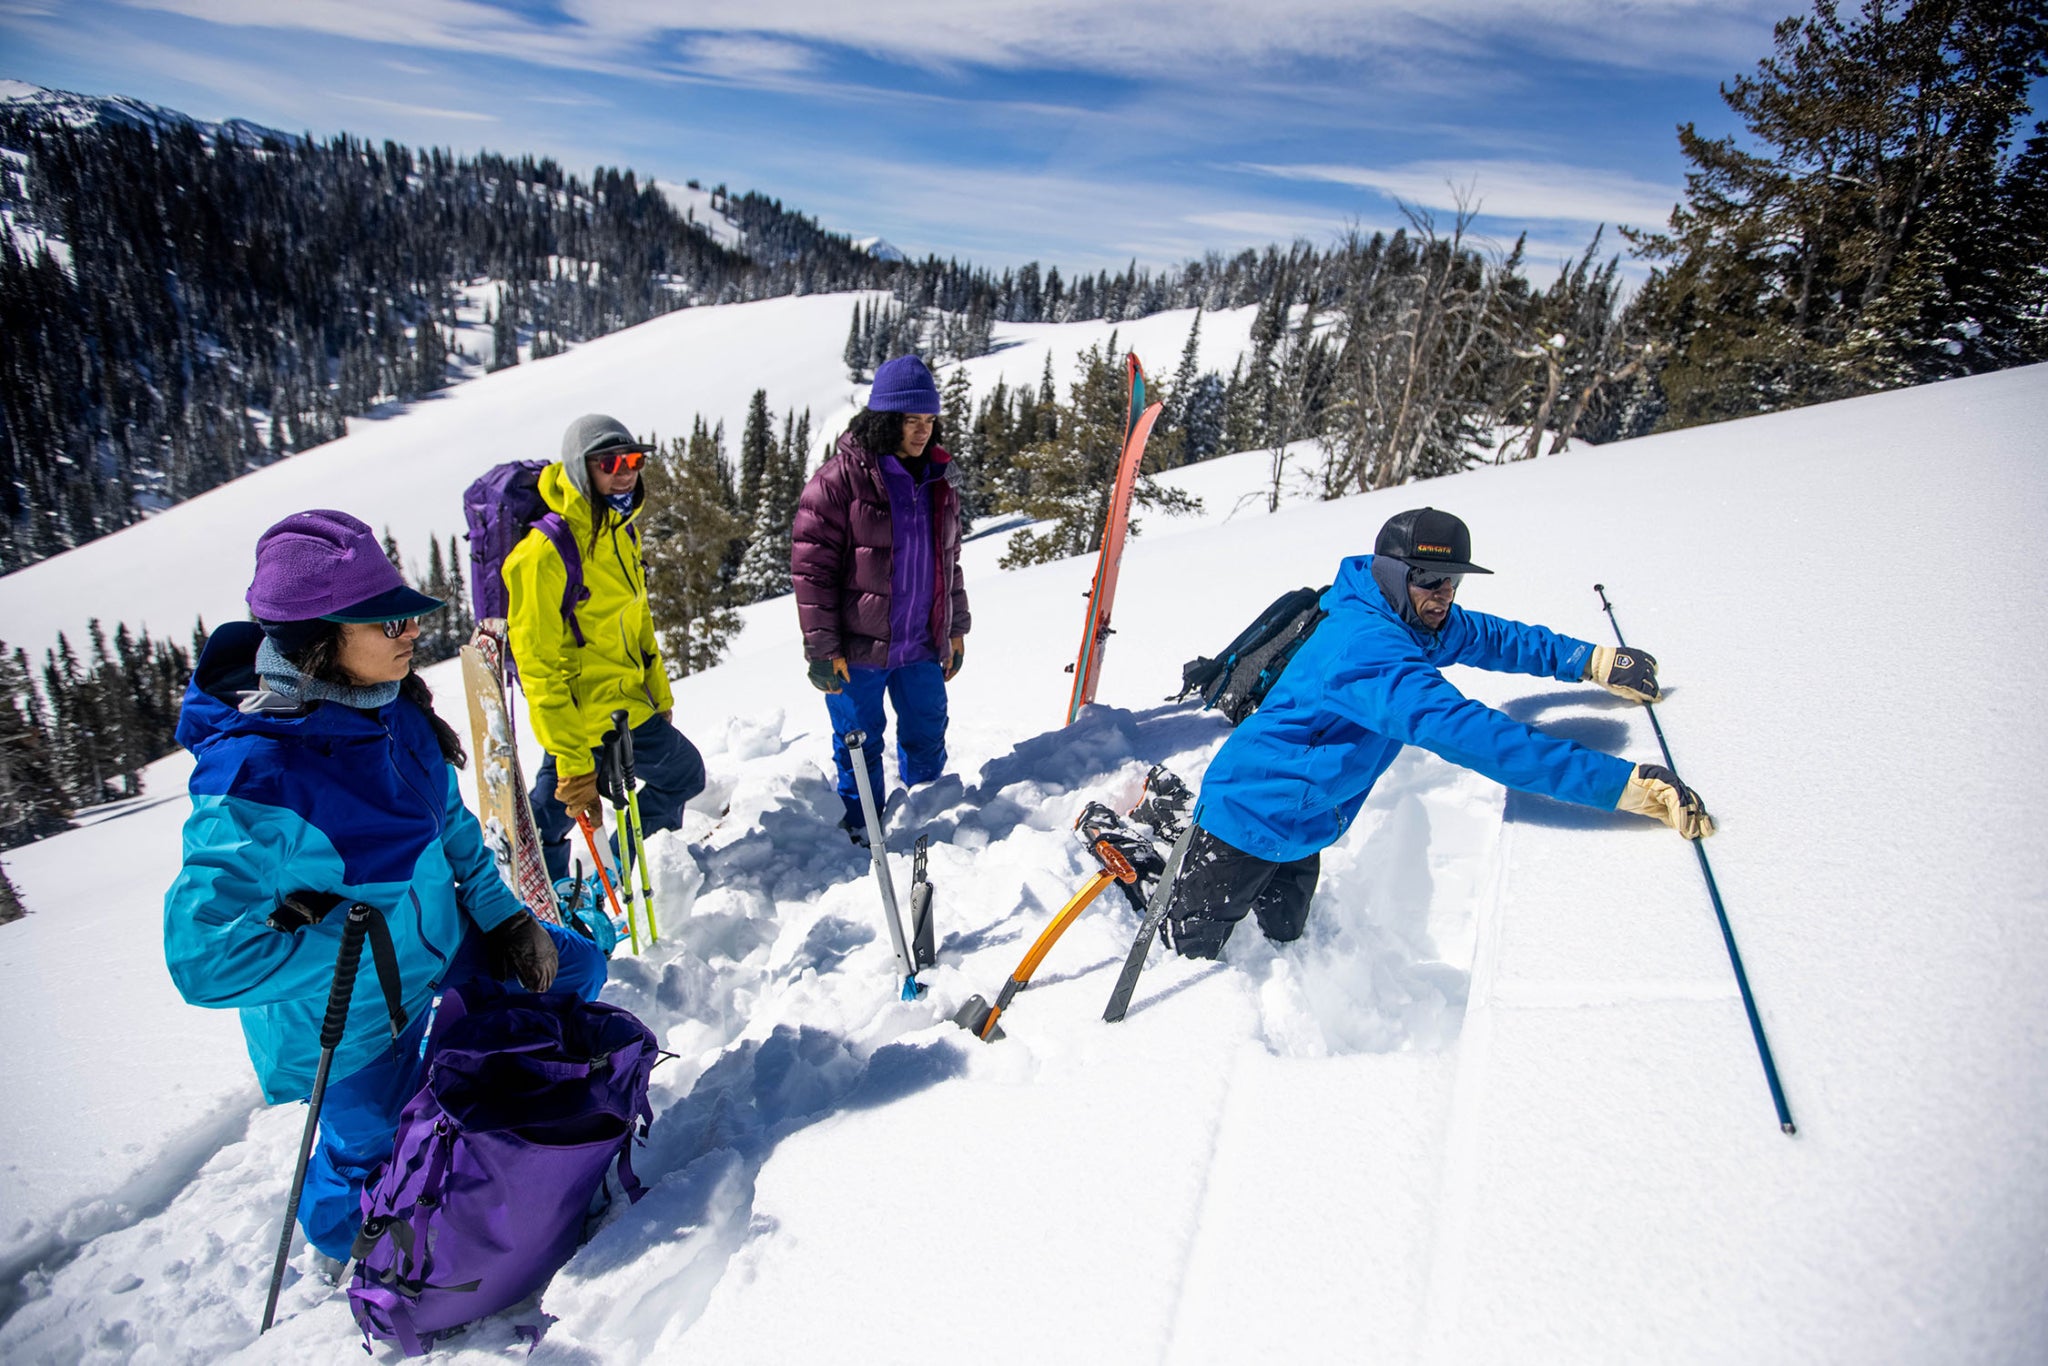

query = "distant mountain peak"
853;236;905;263
0;80;293;146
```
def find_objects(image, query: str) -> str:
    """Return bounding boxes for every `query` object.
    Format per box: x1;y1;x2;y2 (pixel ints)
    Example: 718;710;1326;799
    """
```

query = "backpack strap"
362;906;409;1038
532;512;589;647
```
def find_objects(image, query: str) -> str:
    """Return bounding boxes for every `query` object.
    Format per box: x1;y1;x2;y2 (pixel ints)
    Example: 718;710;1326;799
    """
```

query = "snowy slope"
0;295;1251;659
0;323;2043;1363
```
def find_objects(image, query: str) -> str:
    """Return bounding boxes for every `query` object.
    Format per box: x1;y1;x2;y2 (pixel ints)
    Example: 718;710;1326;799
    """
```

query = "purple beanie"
246;509;442;624
867;355;941;414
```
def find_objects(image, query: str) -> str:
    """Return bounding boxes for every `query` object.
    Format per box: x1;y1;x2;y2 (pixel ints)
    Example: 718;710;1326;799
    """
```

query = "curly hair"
288;623;467;767
847;408;944;461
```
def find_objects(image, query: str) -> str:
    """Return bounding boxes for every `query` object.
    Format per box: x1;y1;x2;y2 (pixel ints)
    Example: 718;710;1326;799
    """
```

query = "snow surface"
0;294;2042;1363
0;293;1248;658
650;182;746;252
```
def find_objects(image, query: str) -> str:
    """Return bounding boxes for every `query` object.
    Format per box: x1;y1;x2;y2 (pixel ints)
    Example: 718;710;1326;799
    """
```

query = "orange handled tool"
954;839;1137;1042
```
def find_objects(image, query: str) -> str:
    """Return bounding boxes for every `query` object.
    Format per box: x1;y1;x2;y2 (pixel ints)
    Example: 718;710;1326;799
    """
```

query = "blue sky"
2;1;1805;279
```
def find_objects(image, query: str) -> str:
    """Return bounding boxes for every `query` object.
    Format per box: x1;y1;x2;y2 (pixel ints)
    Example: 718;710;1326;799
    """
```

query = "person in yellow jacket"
511;413;705;881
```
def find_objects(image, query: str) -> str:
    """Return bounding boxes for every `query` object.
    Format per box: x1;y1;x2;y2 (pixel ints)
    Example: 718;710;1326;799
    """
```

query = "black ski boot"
1075;800;1166;912
1130;765;1194;842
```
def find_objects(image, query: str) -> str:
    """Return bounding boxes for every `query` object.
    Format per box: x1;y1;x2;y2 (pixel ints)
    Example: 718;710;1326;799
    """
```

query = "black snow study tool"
1594;583;1795;1136
909;834;936;971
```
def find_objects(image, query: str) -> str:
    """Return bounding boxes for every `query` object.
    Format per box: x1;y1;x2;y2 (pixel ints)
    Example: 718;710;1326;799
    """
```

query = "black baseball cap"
1374;507;1492;575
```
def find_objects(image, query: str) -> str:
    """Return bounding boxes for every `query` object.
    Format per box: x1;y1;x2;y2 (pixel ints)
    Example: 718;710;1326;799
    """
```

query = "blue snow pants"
824;661;949;827
530;713;706;883
297;921;607;1261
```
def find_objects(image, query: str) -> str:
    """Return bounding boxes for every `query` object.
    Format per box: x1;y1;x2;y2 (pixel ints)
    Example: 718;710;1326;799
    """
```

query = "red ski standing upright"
1064;352;1165;724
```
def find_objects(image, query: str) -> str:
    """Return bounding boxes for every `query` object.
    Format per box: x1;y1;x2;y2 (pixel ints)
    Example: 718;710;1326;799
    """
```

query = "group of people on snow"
161;349;1710;1269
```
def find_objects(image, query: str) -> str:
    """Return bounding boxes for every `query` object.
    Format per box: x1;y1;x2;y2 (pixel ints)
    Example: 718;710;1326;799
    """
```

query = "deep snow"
0;296;2042;1364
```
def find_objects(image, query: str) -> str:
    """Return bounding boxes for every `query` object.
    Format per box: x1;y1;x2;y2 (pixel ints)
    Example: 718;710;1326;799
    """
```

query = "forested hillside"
0;0;2042;849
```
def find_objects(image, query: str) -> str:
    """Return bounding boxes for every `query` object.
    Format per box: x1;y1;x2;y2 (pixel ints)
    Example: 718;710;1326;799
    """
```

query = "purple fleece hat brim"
246;509;442;622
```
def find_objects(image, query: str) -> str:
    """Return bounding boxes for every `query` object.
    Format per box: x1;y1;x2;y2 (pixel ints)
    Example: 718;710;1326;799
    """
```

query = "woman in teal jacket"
164;510;605;1263
1167;508;1714;959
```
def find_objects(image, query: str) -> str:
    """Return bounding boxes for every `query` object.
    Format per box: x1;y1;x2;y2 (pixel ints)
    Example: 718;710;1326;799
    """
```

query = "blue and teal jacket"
163;622;522;1104
1194;555;1637;863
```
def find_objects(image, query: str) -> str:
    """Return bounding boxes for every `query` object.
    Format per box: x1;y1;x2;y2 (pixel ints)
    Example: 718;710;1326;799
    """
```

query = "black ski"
1101;825;1193;1023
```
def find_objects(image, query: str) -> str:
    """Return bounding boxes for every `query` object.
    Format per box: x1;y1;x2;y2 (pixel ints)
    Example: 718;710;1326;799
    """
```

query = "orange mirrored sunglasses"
591;447;646;474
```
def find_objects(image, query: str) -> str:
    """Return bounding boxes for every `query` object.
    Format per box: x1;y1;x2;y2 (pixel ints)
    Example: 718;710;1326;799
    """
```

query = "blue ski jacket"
163;622;523;1103
1194;555;1637;862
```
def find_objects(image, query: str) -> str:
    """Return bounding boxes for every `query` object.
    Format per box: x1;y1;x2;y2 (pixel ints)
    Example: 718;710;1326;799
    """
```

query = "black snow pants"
1163;823;1321;959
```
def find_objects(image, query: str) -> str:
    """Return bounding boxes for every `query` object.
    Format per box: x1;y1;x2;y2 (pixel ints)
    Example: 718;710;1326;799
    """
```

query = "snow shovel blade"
952;994;1004;1041
909;880;935;970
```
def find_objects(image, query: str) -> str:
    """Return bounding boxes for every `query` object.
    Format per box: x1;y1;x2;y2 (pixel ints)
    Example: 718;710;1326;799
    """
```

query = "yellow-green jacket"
504;461;674;777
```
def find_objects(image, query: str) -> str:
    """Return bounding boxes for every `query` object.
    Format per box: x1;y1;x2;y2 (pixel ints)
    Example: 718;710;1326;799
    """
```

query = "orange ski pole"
576;813;638;954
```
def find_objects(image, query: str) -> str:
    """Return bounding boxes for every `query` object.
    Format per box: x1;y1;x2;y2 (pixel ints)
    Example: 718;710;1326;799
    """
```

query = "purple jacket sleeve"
791;461;850;662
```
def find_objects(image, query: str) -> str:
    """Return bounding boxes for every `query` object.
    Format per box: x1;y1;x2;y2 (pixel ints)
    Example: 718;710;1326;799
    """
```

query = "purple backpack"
462;460;588;652
347;983;659;1355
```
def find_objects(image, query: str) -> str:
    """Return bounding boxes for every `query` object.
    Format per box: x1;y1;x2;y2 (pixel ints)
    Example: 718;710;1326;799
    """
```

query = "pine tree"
0;859;24;924
1160;308;1206;464
1627;0;2048;429
640;434;743;675
998;344;1199;569
939;367;986;528
737;388;774;530
732;437;797;603
1180;373;1227;464
0;642;72;849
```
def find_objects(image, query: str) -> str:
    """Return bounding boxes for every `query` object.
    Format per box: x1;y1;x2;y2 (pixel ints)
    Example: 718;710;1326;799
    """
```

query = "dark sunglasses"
378;617;418;639
1408;568;1464;592
591;447;646;474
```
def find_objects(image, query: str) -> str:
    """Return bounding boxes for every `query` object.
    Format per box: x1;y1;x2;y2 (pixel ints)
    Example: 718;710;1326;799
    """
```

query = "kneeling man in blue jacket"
1165;507;1713;959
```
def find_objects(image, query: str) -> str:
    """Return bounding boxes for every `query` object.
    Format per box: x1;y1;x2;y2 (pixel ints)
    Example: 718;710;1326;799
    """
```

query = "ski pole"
611;710;658;945
262;902;375;1333
843;730;921;999
1594;584;1795;1136
576;811;637;954
599;722;647;949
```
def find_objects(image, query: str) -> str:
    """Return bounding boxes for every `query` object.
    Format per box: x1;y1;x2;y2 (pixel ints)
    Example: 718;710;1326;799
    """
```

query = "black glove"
807;657;848;693
483;912;559;991
268;889;342;933
1586;645;1660;702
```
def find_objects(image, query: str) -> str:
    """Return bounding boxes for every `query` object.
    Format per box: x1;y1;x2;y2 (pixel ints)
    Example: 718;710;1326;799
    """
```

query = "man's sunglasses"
590;447;646;474
1408;568;1464;592
377;617;418;639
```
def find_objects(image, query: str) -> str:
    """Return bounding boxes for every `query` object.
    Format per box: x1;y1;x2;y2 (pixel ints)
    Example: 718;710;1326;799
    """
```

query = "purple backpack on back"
347;982;659;1355
462;460;589;657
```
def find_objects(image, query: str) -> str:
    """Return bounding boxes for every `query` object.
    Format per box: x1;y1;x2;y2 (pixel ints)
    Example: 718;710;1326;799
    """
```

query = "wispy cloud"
118;0;1788;81
1246;158;1681;229
335;93;497;123
675;33;818;79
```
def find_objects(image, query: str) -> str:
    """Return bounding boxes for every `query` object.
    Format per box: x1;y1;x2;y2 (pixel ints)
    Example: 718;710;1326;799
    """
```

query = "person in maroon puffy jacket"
792;355;971;841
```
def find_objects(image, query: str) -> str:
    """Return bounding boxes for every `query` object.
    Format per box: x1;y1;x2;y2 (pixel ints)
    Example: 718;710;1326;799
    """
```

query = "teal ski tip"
901;976;925;1001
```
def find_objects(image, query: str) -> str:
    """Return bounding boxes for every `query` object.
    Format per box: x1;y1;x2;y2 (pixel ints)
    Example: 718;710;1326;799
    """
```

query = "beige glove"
556;769;603;824
1586;645;1660;702
1617;763;1715;839
944;637;965;682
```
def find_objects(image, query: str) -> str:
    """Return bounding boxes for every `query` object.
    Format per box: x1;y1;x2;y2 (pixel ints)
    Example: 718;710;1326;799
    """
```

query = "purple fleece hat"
867;355;941;414
246;509;443;623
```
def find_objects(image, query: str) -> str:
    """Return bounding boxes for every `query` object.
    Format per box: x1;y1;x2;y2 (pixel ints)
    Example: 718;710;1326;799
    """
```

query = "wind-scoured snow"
0;293;2041;1363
